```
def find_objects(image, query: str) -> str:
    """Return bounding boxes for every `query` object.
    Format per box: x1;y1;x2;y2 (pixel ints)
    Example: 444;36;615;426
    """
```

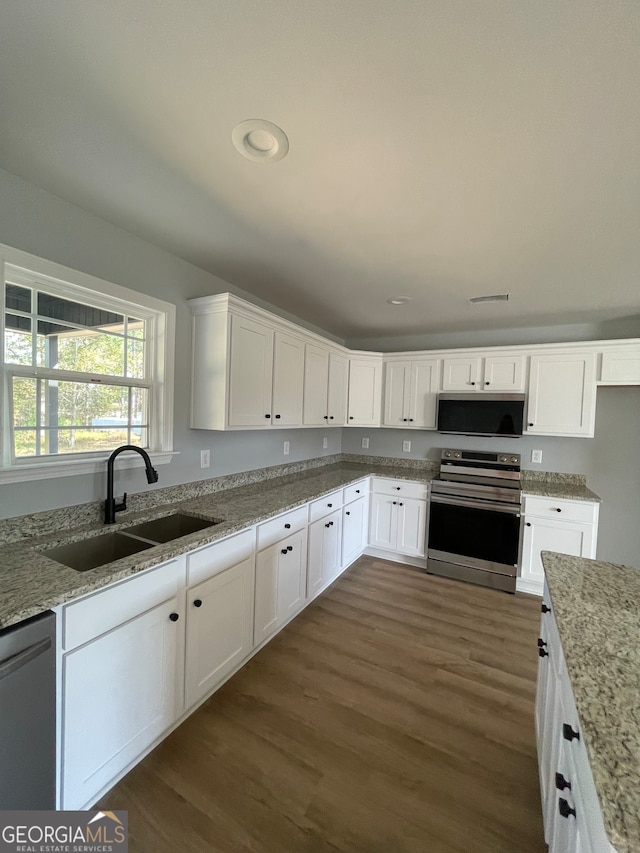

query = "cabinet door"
185;557;255;709
307;516;326;597
396;498;427;557
342;497;368;567
600;349;640;384
521;517;594;589
62;595;183;809
303;344;329;425
483;355;525;391
383;361;410;426
327;352;348;425
408;359;439;428
254;544;280;645
228;315;274;427
272;332;305;426
277;528;308;623
369;493;396;551
322;509;343;586
527;354;596;436
441;356;482;391
347;357;382;425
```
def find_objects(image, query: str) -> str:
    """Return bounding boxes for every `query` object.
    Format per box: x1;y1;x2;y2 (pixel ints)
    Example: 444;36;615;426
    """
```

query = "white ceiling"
1;1;639;340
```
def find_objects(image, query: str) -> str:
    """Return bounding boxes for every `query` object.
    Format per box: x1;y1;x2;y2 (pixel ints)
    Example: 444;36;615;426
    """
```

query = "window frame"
0;244;176;483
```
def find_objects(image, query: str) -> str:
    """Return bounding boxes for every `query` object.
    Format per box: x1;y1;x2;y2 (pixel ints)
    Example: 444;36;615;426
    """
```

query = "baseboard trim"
516;577;543;597
363;547;427;569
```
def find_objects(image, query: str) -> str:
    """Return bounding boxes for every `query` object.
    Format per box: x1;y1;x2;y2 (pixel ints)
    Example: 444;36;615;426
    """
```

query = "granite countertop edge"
542;551;640;853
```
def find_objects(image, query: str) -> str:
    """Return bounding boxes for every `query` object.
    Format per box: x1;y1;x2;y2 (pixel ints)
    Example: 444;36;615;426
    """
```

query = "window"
1;245;175;482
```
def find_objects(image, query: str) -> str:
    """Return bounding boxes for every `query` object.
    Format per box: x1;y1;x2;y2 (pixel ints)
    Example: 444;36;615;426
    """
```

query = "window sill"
0;451;179;484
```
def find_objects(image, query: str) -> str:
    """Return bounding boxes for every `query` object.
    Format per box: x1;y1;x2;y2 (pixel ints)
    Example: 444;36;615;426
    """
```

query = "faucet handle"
116;493;127;512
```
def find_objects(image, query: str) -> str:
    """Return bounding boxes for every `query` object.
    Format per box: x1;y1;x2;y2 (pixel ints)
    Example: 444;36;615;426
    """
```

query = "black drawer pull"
558;798;576;819
169;612;180;622
287;545;293;552
327;503;333;507
281;548;288;555
345;511;351;516
541;604;551;613
395;486;401;490
325;521;334;528
284;523;291;529
555;772;572;792
355;489;360;493
193;599;202;608
553;507;562;513
538;647;549;658
563;723;580;742
525;522;532;527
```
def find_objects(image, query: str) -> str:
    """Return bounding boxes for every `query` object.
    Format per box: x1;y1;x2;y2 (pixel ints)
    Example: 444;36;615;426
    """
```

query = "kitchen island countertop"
542;550;640;853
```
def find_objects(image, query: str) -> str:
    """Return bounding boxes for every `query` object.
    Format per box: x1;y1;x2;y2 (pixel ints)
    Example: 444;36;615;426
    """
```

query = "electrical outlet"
361;437;370;449
403;440;412;453
531;449;543;464
283;440;290;456
200;449;210;469
322;436;328;449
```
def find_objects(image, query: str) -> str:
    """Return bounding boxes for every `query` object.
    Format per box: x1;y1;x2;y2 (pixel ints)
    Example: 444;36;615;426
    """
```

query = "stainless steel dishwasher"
0;610;56;809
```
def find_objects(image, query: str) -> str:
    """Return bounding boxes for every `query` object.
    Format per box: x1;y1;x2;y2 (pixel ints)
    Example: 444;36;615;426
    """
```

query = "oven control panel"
441;448;520;468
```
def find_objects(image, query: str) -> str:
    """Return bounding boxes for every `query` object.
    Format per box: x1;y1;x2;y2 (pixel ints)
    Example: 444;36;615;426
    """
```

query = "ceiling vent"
468;293;510;304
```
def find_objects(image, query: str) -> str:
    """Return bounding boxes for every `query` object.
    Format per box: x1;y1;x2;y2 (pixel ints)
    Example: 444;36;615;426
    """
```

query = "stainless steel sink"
122;512;222;544
44;532;154;572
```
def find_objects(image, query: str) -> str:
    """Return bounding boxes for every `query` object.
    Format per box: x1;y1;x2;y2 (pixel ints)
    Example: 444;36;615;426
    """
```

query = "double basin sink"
44;513;223;572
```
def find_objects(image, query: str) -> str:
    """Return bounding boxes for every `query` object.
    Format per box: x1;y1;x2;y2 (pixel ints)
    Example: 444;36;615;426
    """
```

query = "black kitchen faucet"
104;444;158;524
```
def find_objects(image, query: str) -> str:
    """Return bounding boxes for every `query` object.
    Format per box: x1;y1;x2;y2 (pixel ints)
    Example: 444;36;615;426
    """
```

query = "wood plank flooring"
99;557;546;853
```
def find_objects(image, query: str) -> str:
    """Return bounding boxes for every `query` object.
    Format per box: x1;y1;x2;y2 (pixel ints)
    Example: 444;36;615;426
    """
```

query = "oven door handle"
430;494;521;515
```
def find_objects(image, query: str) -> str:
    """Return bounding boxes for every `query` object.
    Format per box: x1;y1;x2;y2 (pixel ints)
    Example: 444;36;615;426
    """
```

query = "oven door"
427;494;521;575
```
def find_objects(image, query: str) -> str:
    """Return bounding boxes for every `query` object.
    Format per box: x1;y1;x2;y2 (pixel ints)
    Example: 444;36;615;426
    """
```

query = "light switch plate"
531;449;543;464
361;437;370;449
283;441;290;456
403;440;411;453
322;436;328;449
200;449;210;468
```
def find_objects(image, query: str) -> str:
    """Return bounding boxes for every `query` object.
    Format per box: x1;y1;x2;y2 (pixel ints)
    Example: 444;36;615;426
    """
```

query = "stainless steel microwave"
436;393;525;437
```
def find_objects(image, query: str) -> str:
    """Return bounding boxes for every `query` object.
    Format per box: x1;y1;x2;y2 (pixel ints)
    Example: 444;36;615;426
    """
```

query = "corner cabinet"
526;353;596;437
518;496;599;596
347;355;383;426
368;478;428;561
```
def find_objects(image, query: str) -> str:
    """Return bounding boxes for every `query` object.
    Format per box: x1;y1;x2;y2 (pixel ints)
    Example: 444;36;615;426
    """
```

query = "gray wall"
0;168;341;518
343;385;640;567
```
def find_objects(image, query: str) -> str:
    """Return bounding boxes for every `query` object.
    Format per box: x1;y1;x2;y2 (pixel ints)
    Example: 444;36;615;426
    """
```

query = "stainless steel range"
427;448;522;593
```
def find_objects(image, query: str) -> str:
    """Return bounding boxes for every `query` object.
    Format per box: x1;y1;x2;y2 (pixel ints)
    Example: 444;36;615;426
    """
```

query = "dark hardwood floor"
99;557;546;852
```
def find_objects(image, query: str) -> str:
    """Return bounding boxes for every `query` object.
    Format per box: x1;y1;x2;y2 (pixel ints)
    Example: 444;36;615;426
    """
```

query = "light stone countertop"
0;461;435;630
521;480;601;502
542;551;640;853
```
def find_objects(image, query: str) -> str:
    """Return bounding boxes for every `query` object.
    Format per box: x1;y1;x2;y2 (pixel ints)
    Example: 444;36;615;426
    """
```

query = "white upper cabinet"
271;332;305;425
347;355;383;426
302;345;347;426
599;349;640;385
526;353;597;436
228;314;275;427
383;358;440;428
441;354;525;391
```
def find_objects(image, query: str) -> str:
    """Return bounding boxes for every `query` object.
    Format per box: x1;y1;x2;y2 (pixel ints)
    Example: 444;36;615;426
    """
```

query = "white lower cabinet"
537;587;615;852
307;508;343;596
254;528;308;645
341;496;368;567
369;487;427;559
185;556;255;709
519;496;599;595
61;564;185;809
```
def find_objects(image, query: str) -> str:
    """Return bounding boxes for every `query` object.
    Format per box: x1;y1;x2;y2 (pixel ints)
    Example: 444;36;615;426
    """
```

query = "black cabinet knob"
403;418;408;422
324;415;328;419
345;511;351;516
327;503;333;507
537;638;547;648
541;603;551;614
284;523;291;529
563;723;580;742
558;798;576;819
555;772;572;792
554;508;562;513
275;414;281;419
525;522;532;527
393;501;397;505
470;381;476;386
399;502;404;507
281;548;288;555
355;489;360;493
169;612;179;622
193;599;202;608
409;418;414;422
538;647;549;658
329;415;334;420
349;416;354;420
265;414;271;419
395;486;401;490
287;545;293;552
528;422;534;427
325;522;331;528
485;381;490;385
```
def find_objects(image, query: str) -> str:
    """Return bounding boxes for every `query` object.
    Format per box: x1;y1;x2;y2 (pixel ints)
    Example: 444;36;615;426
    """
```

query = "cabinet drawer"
371;477;428;500
523;495;598;524
343;479;369;504
188;528;255;586
308;490;344;523
62;557;186;651
257;506;307;551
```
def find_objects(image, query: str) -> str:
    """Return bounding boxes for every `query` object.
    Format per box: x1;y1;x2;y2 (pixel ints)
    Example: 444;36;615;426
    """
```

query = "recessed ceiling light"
468;293;510;304
232;119;289;163
387;296;412;305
